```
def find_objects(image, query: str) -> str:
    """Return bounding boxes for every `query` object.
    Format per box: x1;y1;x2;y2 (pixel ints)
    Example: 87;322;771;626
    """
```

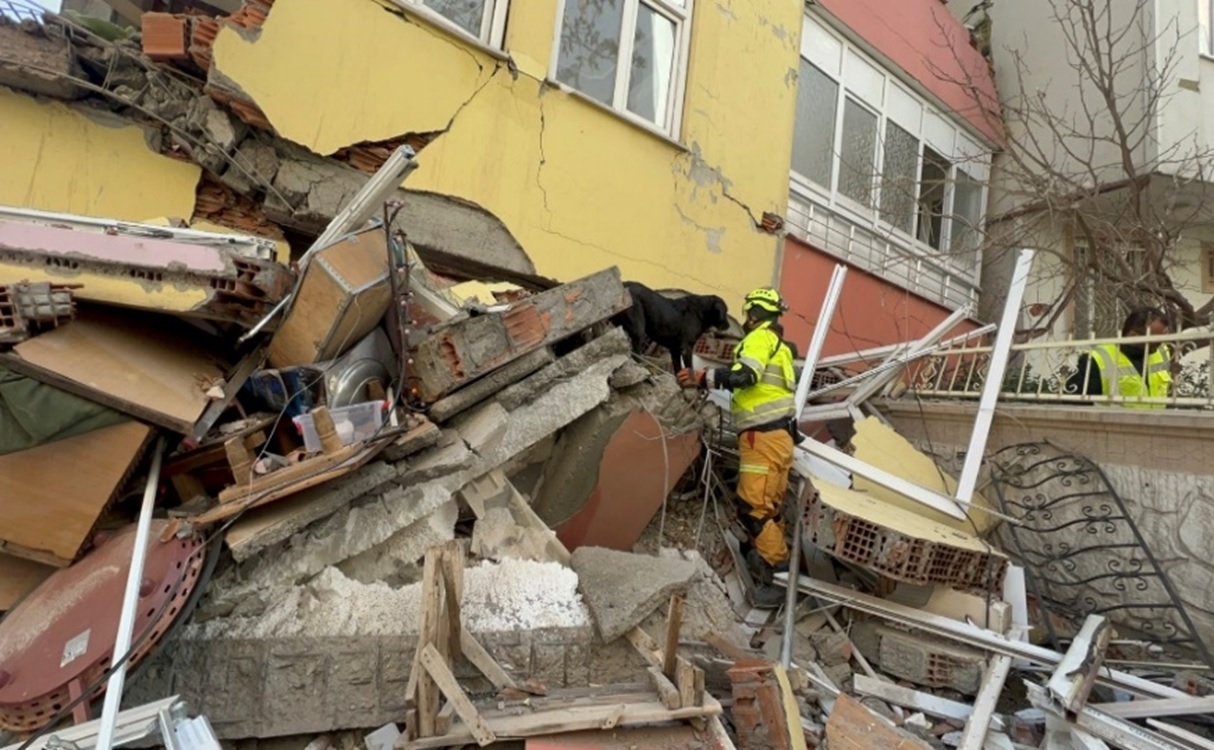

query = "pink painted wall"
780;236;978;357
817;0;1002;145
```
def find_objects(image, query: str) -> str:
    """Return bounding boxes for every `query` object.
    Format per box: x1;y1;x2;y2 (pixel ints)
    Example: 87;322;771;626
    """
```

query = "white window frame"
394;0;510;49
790;13;991;267
1201;0;1214;57
549;0;694;140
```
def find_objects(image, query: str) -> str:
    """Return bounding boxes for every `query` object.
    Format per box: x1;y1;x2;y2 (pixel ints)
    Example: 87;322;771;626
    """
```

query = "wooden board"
0;421;153;564
401;692;722;749
0;553;55;611
825;693;933;750
0;309;224;433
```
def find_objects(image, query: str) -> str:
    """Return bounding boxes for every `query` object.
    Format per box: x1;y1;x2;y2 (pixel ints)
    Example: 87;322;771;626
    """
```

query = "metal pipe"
780;477;811;669
793;265;848;422
955;249;1035;505
95;437;166;750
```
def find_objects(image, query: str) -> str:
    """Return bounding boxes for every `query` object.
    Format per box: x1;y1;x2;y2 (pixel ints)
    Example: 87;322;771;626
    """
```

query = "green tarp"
0;367;128;455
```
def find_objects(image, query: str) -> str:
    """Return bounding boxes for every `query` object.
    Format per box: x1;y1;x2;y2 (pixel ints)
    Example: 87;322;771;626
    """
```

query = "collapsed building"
2;3;1214;750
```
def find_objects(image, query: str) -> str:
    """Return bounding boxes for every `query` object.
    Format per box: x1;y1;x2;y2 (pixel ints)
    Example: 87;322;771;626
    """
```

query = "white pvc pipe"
793;264;848;421
954;249;1036;505
96;438;166;750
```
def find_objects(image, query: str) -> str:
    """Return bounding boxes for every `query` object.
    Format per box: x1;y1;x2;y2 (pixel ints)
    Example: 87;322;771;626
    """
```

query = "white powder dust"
194;558;588;640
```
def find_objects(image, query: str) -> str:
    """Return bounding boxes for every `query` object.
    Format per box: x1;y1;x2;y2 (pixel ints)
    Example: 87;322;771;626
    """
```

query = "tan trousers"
737;428;794;566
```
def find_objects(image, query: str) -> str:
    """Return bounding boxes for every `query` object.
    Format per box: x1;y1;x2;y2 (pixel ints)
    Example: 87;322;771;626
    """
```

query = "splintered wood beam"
663;594;685;678
419;643;497;747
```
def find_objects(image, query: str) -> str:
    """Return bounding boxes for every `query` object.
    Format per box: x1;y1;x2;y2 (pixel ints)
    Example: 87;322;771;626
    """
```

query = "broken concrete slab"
470;506;554;563
483;355;629;472
411;269;630;402
337;499;458;585
224;460;398;563
0;23;86;100
640;549;751;656
497;327;632;411
571;546;698;642
428;347;555;423
876;625;985;695
380;418;441;463
452;401;508;458
396;438;475;487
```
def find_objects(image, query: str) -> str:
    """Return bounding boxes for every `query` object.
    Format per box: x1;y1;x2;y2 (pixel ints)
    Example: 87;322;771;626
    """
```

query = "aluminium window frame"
394;0;510;50
548;0;695;140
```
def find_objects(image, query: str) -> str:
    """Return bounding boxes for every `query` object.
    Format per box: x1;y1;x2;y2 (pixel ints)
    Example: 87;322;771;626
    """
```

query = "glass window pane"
918;146;950;250
1203;0;1212;56
627;3;677;128
838;98;878;206
791;59;838;188
556;0;625;107
949;168;984;255
424;0;487;37
879;121;918;234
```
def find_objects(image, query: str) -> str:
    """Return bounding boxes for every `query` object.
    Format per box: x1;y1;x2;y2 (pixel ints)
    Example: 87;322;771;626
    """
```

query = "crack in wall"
536;83;551;215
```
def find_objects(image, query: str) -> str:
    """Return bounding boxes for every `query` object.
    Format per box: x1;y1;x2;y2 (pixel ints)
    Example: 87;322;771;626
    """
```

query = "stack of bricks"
726;659;794;750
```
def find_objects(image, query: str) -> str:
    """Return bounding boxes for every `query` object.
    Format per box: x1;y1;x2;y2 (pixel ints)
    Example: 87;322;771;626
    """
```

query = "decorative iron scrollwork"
989;442;1211;666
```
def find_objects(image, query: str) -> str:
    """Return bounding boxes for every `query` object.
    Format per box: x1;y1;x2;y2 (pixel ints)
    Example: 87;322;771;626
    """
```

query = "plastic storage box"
292;400;386;453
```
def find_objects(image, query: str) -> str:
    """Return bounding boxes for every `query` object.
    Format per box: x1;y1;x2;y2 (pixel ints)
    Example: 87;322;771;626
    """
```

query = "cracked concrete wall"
207;0;803;303
0;85;201;221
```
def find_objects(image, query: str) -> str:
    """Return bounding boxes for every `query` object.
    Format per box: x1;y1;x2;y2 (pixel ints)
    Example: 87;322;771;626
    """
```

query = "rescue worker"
677;287;797;607
1067;306;1172;408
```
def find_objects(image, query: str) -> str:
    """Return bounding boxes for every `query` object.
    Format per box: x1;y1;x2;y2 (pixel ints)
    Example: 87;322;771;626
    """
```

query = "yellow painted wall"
211;0;803;303
0;86;200;222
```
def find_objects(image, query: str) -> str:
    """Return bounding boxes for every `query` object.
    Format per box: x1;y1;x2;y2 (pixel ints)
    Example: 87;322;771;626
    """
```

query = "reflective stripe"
738;356;764;375
1148;360;1171;374
738;463;769;475
734;396;796;430
760;363;794;388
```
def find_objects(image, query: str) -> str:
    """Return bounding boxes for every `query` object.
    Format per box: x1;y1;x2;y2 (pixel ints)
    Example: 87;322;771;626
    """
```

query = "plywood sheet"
851;416;997;533
0;421;152;564
0;554;54;611
1;309;223;433
815;480;1001;556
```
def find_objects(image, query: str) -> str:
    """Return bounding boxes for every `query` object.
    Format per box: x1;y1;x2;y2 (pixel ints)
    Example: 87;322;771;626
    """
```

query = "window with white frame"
790;15;992;265
554;0;692;134
1201;0;1213;56
398;0;508;46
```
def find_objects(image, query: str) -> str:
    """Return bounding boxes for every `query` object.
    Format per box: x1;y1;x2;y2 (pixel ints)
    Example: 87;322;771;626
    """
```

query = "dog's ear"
712;297;730;328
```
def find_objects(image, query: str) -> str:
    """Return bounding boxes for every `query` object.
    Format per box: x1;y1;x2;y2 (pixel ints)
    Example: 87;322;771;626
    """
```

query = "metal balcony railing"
904;327;1214;409
0;0;48;23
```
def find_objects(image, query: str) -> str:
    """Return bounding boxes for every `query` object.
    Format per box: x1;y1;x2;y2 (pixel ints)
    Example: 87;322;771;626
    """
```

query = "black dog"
613;281;730;372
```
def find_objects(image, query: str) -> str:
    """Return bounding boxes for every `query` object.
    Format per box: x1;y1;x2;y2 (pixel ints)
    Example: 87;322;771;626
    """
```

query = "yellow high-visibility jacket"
726;322;797;431
1090;343;1171;409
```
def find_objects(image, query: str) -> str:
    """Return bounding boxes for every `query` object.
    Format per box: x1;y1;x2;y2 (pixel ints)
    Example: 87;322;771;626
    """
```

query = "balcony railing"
903;327;1214;409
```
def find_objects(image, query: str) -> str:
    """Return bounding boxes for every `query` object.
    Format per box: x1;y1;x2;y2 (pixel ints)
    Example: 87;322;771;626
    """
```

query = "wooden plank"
693;667;706;708
663;594;685;678
0;309;224;433
676;660;696;709
0;553;54;610
410;267;629;401
419;643;497;747
1047;615;1110;718
441;543;463;657
219;444;358;503
192;438;388;524
401;694;722;749
459;631;517;690
853;676;1006;731
825;694;933;750
434;702;455;736
224;435;255;484
774;665;809;750
1090;695;1214;720
0;421;152;564
957;655;1013;750
416;547;447;738
647;666;682;710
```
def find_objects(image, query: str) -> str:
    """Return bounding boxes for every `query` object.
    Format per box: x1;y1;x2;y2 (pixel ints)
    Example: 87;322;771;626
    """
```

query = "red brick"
141;13;187;61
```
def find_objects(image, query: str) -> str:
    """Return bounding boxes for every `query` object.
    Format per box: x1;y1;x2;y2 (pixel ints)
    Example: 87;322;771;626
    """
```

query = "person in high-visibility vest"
1067;306;1172;408
678;287;797;607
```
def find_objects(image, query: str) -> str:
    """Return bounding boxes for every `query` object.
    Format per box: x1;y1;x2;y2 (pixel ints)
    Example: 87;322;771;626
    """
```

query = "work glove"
677;368;709;389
